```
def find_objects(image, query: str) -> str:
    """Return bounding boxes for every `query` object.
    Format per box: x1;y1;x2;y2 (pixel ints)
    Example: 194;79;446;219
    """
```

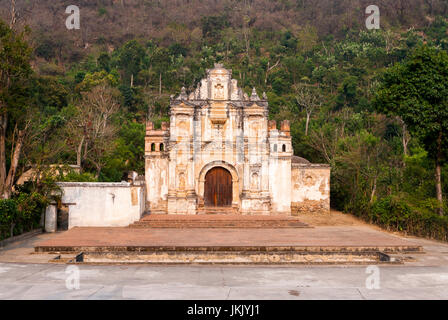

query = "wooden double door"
204;167;233;207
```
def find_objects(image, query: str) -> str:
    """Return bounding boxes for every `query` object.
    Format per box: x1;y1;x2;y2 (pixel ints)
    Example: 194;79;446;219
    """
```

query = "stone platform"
34;214;423;265
35;225;422;253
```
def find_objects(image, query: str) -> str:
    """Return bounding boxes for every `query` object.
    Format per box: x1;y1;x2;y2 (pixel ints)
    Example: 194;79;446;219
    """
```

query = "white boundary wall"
57;182;145;228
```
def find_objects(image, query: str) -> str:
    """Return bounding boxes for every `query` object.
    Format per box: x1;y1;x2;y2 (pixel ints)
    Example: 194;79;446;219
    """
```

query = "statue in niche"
251;172;260;190
179;173;186;190
214;83;224;100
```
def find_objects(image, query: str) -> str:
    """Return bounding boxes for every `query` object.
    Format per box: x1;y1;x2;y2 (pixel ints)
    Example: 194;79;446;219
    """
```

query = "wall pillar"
45;204;57;233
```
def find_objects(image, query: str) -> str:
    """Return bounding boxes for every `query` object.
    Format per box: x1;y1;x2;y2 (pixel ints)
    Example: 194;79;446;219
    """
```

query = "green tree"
374;45;448;216
0;19;33;198
98;52;111;72
200;15;230;44
117;40;147;87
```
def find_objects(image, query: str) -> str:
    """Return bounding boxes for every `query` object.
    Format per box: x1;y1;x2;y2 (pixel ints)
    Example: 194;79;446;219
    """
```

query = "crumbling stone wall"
291;165;331;214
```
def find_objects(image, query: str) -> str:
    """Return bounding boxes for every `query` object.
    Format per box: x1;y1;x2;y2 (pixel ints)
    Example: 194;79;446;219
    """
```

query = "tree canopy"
1;1;448;238
375;45;448;215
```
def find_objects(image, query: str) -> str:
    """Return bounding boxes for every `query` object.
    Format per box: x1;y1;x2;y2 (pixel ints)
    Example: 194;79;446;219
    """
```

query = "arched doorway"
204;167;233;207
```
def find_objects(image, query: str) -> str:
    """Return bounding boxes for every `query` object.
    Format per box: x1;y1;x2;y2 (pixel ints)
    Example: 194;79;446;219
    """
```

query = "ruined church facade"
145;64;330;215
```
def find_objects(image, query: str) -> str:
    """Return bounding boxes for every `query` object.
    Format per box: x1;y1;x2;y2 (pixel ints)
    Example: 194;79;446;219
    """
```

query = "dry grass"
296;210;371;227
297;210;412;239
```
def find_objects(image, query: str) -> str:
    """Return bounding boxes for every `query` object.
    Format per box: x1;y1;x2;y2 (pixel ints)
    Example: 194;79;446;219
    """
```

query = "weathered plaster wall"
291;165;331;214
145;157;168;213
269;158;292;214
268;121;293;215
57;182;145;228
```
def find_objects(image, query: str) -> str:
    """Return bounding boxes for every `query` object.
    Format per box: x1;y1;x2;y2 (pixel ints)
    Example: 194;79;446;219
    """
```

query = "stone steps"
130;222;309;228
197;206;239;215
129;214;310;229
67;250;404;265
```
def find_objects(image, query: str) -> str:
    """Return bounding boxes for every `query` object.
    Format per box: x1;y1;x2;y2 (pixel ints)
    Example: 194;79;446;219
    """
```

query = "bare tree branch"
294;83;323;136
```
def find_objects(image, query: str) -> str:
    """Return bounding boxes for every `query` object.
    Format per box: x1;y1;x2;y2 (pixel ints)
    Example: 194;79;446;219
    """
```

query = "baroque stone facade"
145;64;330;215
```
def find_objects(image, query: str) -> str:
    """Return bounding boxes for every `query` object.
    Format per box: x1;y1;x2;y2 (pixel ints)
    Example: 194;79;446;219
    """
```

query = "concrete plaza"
1;261;448;300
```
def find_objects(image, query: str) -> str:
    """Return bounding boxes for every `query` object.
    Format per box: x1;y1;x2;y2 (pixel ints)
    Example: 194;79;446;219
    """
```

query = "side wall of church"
145;122;169;214
145;157;169;213
268;121;293;215
269;157;292;214
291;165;331;214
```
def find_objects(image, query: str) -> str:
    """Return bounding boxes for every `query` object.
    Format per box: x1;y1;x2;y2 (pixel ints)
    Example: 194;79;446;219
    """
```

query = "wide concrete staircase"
129;214;310;229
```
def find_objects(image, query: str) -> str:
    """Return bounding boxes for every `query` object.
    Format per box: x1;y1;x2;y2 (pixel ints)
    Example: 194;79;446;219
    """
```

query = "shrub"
370;196;412;231
366;195;448;241
15;192;49;233
0;192;54;241
0;199;18;240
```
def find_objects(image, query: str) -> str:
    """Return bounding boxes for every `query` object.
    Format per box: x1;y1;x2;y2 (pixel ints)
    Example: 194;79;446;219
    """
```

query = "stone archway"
198;161;240;207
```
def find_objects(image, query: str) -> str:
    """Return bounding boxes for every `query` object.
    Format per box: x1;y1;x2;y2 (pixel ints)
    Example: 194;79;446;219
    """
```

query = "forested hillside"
0;1;446;70
1;0;448;240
